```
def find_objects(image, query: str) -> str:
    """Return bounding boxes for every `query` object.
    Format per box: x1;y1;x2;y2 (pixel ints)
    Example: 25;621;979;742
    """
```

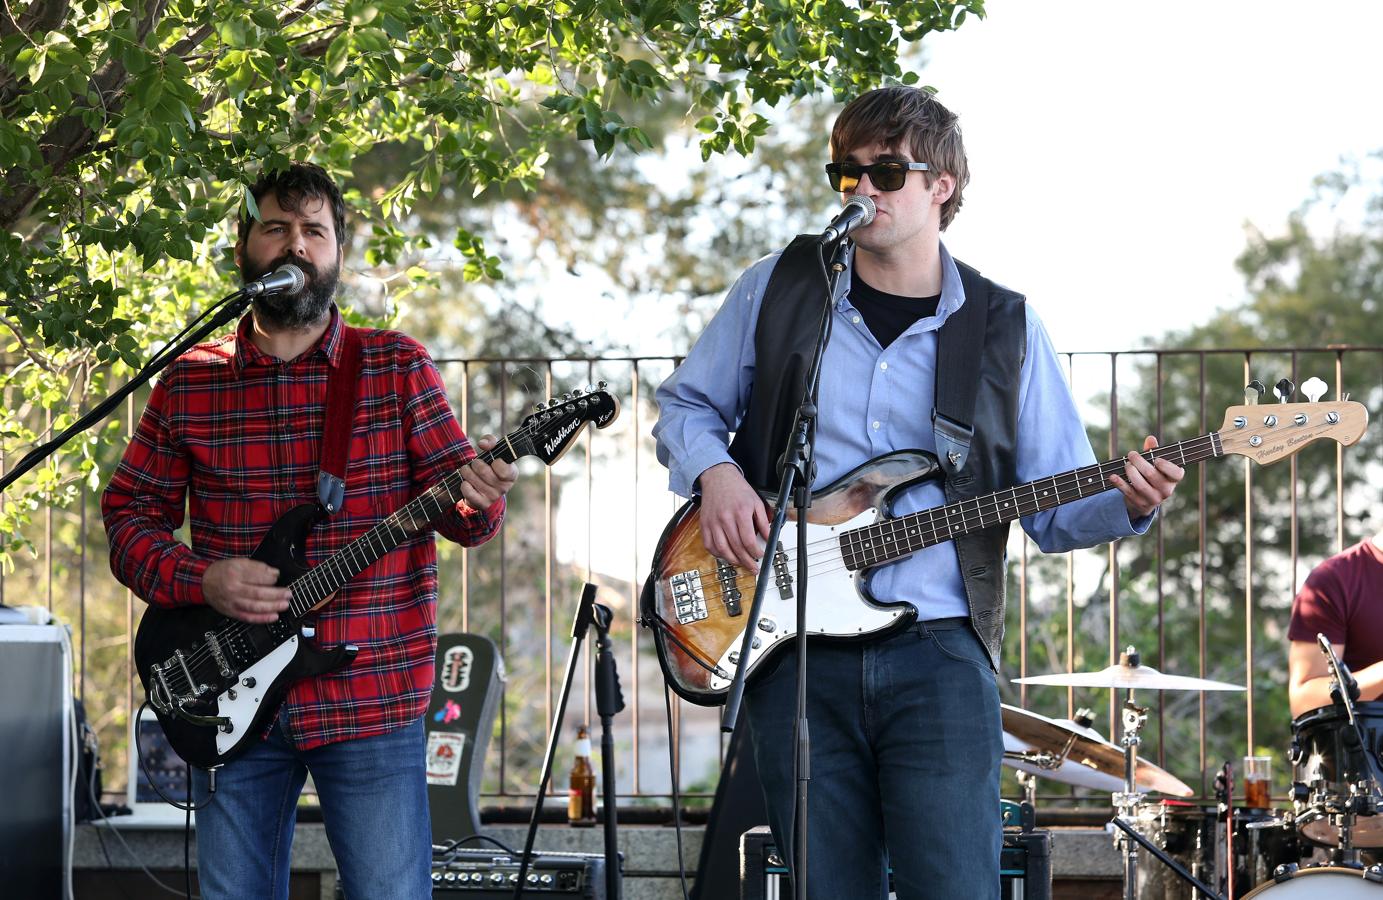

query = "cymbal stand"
1113;691;1148;900
1015;770;1038;810
1109;685;1225;900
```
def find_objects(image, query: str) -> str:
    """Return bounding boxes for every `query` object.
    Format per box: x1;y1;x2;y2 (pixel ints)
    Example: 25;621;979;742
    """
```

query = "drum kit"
1004;642;1383;898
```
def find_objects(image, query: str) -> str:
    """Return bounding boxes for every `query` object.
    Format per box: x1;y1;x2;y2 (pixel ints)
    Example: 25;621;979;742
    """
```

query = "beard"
239;253;340;329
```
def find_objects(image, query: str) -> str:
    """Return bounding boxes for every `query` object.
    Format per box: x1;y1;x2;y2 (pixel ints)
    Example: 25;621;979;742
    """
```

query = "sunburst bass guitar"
642;398;1368;705
136;385;619;768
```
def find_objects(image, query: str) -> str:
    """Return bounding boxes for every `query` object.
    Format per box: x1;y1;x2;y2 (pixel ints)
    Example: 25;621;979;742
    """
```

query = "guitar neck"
285;444;514;618
840;432;1224;571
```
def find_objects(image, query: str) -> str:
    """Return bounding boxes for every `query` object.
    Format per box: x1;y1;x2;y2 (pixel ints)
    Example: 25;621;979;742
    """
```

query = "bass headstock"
1216;396;1368;465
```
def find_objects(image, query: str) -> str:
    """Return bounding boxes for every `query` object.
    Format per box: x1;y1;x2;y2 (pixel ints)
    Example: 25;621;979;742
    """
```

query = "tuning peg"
534;401;547;412
1244;380;1265;405
596;380;608;390
547;397;558;407
572;387;584;396
1274;378;1295;402
1301;377;1328;403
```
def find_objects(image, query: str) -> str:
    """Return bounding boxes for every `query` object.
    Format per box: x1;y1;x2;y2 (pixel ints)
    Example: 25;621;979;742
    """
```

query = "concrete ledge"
78;821;1123;898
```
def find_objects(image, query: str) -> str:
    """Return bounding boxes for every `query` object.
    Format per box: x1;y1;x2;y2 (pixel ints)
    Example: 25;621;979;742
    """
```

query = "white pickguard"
214;635;299;756
707;509;908;692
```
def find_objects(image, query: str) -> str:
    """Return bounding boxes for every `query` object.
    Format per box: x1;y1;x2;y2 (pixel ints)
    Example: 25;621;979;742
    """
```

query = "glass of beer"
1244;755;1272;808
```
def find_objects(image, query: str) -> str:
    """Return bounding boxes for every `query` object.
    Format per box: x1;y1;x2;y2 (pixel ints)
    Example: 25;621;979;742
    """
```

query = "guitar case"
425;632;504;844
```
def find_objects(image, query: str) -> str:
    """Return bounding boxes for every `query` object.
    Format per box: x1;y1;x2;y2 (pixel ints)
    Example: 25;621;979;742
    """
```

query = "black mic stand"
720;235;849;900
592;602;626;900
514;584;613;899
0;289;255;495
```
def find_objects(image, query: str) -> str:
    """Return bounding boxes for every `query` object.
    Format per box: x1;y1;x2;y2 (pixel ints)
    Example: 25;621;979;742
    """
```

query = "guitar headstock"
507;383;621;466
1216;398;1368;465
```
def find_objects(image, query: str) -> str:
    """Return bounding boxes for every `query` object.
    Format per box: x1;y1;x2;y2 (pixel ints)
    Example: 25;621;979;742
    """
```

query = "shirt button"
872;421;881;430
880;361;888;371
852;316;861;324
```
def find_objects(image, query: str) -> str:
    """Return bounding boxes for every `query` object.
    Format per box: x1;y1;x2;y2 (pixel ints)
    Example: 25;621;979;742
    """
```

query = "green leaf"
325;34;350;77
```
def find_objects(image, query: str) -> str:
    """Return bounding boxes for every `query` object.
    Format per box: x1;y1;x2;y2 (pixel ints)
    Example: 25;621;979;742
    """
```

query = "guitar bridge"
669;570;709;624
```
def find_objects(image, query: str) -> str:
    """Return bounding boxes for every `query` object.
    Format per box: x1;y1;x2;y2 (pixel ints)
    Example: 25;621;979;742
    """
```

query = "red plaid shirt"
102;307;502;750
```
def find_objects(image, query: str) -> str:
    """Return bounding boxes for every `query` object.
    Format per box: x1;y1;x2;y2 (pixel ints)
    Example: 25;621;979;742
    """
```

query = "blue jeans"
744;617;1003;900
191;716;431;900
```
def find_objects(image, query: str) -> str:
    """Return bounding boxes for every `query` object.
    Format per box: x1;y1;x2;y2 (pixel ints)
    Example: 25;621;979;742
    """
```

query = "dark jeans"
190;717;431;900
745;617;1003;900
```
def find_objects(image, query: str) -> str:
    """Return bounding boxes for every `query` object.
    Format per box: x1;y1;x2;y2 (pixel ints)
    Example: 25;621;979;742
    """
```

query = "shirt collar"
231;303;344;376
834;240;967;323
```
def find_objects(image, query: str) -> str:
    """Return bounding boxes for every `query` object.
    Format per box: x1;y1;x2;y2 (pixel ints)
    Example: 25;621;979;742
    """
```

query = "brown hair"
237;162;347;251
830;86;969;230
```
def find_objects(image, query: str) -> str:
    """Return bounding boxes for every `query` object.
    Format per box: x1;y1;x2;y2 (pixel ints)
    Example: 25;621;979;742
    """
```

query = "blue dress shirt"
653;242;1151;621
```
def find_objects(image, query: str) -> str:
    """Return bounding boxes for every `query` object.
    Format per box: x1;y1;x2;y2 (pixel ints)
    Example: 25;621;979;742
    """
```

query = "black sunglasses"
825;160;930;193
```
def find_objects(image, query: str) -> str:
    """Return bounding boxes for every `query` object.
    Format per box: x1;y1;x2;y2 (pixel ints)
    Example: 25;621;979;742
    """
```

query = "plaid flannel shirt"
102;307;502;750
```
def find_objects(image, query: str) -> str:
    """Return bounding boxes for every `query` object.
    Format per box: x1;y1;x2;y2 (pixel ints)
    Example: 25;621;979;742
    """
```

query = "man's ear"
233;240;243;270
932;173;956;205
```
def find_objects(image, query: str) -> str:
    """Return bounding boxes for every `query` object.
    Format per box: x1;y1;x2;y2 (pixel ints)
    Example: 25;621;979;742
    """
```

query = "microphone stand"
0;289;255;494
514;583;602;899
720;235;849;900
592;603;626;900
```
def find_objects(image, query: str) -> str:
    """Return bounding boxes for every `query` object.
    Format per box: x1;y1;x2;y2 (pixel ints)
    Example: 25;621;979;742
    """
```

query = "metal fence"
3;345;1380;811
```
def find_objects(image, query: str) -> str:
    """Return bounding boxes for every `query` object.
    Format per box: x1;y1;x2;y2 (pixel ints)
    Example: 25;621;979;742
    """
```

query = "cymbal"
1011;662;1245;692
1001;704;1194;797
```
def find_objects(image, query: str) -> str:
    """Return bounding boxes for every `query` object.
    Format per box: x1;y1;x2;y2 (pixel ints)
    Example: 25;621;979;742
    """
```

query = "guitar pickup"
772;543;793;600
715;558;743;617
670;570;709;625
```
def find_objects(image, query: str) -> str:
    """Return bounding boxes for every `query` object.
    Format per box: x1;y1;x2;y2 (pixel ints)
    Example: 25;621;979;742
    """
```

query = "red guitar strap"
317;325;362;516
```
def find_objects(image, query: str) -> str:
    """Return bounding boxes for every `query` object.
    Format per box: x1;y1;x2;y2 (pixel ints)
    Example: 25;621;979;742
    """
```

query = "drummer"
1287;529;1383;716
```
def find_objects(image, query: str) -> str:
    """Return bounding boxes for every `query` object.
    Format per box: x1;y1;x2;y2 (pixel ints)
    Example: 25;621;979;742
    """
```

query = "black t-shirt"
849;267;940;349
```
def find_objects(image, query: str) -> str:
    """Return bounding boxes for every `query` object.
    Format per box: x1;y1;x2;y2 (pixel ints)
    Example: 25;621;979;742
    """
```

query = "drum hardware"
1288;636;1383;858
1015;645;1247;900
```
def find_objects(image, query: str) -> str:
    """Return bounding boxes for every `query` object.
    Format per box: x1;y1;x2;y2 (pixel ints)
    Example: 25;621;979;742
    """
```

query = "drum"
1241;864;1383;897
1291;702;1383;847
1133;802;1301;898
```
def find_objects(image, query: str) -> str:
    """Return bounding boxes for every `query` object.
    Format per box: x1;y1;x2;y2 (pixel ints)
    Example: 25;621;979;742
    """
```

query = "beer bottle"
567;725;597;827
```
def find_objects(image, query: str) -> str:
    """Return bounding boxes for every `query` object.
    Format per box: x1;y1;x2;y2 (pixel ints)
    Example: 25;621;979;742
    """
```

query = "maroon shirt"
103;308;503;750
1288;538;1383;674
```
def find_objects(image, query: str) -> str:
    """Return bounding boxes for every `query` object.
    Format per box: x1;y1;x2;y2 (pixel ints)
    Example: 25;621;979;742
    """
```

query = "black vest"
726;237;1027;668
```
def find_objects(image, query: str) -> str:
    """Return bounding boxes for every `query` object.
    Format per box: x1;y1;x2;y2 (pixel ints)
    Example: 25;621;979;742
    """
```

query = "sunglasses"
825;160;930;193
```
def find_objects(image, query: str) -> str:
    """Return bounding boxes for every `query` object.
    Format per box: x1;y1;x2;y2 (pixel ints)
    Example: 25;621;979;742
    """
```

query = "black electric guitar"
136;385;619;767
642;398;1369;705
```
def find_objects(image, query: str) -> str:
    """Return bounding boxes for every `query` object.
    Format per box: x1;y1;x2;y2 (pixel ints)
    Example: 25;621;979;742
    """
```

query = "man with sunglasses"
654;86;1183;898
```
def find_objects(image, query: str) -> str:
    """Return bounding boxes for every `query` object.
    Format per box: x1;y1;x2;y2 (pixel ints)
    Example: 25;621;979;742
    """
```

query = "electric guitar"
136;385;619;767
642;398;1368;706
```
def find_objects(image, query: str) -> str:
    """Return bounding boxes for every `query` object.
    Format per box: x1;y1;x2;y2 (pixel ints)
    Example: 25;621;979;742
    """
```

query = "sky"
925;0;1383;352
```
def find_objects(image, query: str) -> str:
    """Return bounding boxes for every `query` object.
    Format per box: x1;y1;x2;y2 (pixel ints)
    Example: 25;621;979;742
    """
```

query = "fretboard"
838;432;1222;571
285;446;508;619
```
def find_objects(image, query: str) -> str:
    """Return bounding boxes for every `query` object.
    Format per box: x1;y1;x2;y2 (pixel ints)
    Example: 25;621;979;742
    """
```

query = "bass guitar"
642;397;1368;705
136;384;619;767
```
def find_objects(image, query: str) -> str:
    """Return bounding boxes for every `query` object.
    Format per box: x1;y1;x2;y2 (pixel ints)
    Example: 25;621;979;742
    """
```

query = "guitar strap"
317;325;362;515
932;261;992;477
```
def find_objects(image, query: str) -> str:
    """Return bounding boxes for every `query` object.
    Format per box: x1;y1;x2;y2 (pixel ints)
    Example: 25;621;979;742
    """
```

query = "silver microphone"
818;195;876;244
241;263;306;297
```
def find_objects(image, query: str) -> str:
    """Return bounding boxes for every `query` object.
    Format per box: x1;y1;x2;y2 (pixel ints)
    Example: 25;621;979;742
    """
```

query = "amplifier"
428;849;620;898
739;827;1051;900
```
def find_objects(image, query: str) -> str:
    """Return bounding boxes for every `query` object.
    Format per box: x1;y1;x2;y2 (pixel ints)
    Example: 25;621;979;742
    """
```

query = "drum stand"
1109;689;1226;900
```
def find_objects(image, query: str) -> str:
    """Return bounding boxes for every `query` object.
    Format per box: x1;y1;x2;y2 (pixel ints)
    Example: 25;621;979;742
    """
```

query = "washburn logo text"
544;419;580;457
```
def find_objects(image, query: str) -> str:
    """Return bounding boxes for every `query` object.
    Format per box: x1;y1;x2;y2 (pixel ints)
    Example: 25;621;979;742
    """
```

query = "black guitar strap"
932;262;992;477
317;325;362;515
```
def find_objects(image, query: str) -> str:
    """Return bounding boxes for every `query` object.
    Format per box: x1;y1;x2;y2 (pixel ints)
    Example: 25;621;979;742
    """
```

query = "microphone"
241;263;306;298
817;195;876;244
